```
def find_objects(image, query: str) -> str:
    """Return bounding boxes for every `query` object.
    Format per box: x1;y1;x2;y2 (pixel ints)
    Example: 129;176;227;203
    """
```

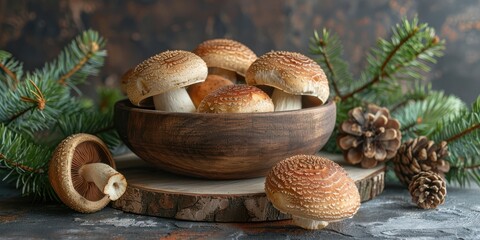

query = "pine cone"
337;105;402;168
408;171;447;209
393;136;450;186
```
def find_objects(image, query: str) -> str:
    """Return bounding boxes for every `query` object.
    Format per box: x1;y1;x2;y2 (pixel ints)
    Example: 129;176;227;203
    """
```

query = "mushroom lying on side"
126;50;208;112
193;39;257;83
246;51;329;111
49;133;127;213
197;84;274;113
265;155;360;230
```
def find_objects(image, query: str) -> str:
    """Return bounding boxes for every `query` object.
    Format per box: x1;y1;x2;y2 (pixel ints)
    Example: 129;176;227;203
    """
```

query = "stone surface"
1;180;479;239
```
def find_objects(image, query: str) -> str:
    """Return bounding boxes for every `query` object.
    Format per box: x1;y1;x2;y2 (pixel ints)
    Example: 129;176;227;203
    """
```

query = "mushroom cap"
126;50;208;107
187;74;234;108
264;155;360;222
193;39;257;76
120;68;134;94
245;51;330;104
49;134;116;213
197;84;274;113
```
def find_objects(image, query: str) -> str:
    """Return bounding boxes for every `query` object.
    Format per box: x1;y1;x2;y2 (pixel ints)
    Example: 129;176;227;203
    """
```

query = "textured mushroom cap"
187;74;234;108
193;39;257;76
120;68;134;94
197;84;274;113
126;50;208;106
48;134;116;213
246;51;330;104
265;155;360;222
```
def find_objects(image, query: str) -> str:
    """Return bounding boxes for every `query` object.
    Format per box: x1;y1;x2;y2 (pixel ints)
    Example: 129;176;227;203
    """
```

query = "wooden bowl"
114;98;336;179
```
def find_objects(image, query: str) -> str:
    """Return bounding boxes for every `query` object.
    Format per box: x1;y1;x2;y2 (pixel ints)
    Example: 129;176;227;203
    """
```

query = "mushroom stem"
209;67;237;83
153;87;196;112
271;88;302;111
79;162;127;201
292;216;329;230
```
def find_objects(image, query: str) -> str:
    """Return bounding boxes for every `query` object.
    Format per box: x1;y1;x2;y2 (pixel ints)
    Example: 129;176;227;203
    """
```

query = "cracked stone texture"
1;0;480;103
1;181;479;239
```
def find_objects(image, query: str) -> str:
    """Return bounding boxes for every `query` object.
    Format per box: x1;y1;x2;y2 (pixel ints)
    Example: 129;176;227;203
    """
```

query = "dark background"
1;0;478;103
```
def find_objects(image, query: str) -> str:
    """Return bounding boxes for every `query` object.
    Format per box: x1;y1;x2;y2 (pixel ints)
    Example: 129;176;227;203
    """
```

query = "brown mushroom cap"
264;155;360;229
49;134;124;213
197;84;274;113
120;68;134;95
245;51;330;104
187;74;234;108
193;39;257;77
126;50;208;107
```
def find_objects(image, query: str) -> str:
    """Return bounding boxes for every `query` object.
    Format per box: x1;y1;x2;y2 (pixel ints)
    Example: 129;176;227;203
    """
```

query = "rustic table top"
1;180;479;239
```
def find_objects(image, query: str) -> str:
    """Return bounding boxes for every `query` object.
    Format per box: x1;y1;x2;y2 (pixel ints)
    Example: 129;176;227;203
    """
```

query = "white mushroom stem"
271;88;302;111
79;162;127;201
292;216;329;230
153;87;196;112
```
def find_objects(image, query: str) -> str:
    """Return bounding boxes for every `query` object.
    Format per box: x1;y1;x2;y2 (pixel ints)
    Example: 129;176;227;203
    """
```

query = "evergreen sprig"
0;50;23;91
0;124;56;201
310;29;354;99
430;96;480;187
310;16;480;186
392;89;466;140
0;30;122;200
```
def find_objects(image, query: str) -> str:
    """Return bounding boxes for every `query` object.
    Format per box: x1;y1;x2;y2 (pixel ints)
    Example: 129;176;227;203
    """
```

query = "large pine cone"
337;105;402;168
408;171;447;209
393;136;450;186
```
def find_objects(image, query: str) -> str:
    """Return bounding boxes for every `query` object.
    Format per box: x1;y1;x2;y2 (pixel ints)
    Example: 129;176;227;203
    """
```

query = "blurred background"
0;0;478;103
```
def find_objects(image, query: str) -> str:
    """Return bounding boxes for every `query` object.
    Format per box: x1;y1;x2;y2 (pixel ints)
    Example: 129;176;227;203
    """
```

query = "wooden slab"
111;152;385;222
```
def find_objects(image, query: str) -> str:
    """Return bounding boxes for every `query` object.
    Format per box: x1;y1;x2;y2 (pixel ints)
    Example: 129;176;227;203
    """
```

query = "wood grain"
114;99;336;179
111;152;385;222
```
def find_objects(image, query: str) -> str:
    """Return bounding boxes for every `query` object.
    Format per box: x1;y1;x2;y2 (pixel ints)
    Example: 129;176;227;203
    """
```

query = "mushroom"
126;50;208;112
264;155;360;230
120;68;134;95
197;84;274;113
193;39;257;83
187;74;234;108
49;133;127;213
246;51;329;111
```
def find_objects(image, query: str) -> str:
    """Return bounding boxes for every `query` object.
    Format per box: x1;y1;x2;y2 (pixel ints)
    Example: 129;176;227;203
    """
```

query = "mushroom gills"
153;87;196;112
292;216;329;230
271;88;302;111
79;162;127;201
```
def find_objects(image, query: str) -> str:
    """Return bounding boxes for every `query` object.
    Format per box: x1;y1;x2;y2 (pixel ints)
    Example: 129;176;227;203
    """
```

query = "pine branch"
431;96;480;186
0;30;116;201
0;124;56;200
0;50;23;90
42;29;106;87
58;41;99;85
390;81;431;112
341;28;419;101
392;90;465;140
57;107;122;150
309;29;353;99
0;60;18;86
445;123;480;143
0;73;70;138
346;17;443;106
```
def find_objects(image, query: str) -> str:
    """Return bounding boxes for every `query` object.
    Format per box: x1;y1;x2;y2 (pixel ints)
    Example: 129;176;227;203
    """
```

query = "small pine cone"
337;105;402;168
393;136;450;186
408;171;447;209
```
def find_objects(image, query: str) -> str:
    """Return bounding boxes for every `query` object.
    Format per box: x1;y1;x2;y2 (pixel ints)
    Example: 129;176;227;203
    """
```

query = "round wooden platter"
111;152;385;223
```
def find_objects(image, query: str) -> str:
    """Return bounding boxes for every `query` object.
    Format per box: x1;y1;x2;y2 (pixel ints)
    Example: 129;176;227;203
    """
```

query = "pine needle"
0;30;122;201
